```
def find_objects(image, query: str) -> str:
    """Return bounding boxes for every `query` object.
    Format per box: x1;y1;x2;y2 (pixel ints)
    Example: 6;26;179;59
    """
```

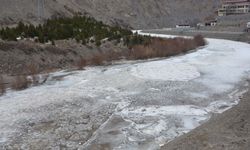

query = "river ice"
1;33;250;149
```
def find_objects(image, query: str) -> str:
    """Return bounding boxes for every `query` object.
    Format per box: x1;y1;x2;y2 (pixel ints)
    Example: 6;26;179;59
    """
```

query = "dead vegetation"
26;64;39;75
128;35;206;60
89;52;106;66
0;76;6;95
11;76;29;90
1;34;206;74
74;35;206;70
76;58;87;70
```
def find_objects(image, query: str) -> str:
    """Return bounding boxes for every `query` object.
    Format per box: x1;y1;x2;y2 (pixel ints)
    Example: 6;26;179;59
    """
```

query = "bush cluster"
75;35;206;68
0;16;188;49
0;16;133;46
0;76;5;95
128;35;206;59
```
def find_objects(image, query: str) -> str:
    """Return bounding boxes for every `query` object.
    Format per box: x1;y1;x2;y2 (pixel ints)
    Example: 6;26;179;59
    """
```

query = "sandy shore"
161;84;250;150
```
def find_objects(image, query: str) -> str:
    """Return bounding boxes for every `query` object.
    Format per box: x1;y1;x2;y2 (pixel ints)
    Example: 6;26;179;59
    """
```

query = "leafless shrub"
128;36;206;60
193;35;206;47
129;45;155;59
104;50;121;62
76;58;87;70
72;36;206;69
11;76;29;90
0;76;6;95
28;74;49;86
46;45;68;55
90;53;105;66
30;75;40;85
26;63;39;75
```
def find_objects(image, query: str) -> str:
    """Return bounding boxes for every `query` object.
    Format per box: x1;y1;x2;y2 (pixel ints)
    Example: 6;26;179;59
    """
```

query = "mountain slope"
0;0;220;29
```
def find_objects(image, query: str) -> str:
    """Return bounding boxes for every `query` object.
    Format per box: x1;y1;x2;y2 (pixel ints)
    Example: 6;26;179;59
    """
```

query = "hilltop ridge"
0;0;220;29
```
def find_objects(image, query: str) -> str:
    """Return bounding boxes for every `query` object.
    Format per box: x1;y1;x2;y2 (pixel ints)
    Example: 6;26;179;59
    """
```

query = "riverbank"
142;29;250;43
1;37;250;149
0;35;205;94
161;82;250;150
140;30;250;150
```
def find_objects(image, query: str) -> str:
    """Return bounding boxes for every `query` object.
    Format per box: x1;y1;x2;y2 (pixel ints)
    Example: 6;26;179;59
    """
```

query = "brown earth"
0;39;127;75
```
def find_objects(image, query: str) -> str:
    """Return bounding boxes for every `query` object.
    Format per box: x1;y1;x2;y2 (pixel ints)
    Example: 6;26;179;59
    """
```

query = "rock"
0;0;220;29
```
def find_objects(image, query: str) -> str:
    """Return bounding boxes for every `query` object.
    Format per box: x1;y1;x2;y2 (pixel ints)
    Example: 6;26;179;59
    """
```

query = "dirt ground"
161;85;250;150
0;39;127;75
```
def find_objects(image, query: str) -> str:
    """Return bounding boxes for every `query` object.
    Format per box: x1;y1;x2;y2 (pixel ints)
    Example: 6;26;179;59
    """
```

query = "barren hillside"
0;0;220;29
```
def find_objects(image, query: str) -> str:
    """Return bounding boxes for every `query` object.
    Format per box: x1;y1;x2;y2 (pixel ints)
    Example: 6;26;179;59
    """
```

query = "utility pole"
37;0;45;21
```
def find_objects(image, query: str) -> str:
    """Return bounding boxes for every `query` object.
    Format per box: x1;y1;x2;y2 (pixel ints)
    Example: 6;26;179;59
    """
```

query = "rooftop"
222;0;250;4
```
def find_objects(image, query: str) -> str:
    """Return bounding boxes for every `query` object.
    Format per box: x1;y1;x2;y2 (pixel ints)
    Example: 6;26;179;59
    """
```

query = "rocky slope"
0;0;220;29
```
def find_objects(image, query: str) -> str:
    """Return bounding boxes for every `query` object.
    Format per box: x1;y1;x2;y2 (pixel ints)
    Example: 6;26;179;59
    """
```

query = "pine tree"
51;40;55;45
95;40;101;47
0;16;137;46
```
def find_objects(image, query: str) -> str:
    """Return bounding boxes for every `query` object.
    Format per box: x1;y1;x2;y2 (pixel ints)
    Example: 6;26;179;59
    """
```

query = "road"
1;34;250;150
141;28;250;42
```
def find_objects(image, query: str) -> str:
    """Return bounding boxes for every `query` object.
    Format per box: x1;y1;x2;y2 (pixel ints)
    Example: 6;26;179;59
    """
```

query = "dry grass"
11;76;29;90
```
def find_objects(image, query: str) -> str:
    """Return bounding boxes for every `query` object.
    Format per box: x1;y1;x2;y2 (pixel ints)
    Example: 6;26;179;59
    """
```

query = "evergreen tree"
95;40;101;47
0;15;149;47
51;40;55;45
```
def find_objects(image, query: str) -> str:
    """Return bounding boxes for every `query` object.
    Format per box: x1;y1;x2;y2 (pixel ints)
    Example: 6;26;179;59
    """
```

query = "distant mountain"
0;0;220;29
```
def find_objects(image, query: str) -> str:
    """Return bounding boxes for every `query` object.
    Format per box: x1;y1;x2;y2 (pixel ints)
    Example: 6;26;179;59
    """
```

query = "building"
218;0;250;16
175;24;191;29
247;22;250;28
205;20;217;26
247;22;250;32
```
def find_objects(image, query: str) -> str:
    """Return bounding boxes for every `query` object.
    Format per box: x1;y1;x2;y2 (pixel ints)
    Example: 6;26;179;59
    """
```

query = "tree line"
0;16;151;47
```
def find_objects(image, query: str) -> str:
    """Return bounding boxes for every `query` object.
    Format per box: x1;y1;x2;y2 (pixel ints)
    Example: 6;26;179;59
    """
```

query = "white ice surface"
130;61;200;81
119;105;209;134
1;32;250;149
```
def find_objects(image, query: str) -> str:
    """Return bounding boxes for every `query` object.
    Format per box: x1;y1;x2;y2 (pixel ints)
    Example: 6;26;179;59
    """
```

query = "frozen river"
1;34;250;149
